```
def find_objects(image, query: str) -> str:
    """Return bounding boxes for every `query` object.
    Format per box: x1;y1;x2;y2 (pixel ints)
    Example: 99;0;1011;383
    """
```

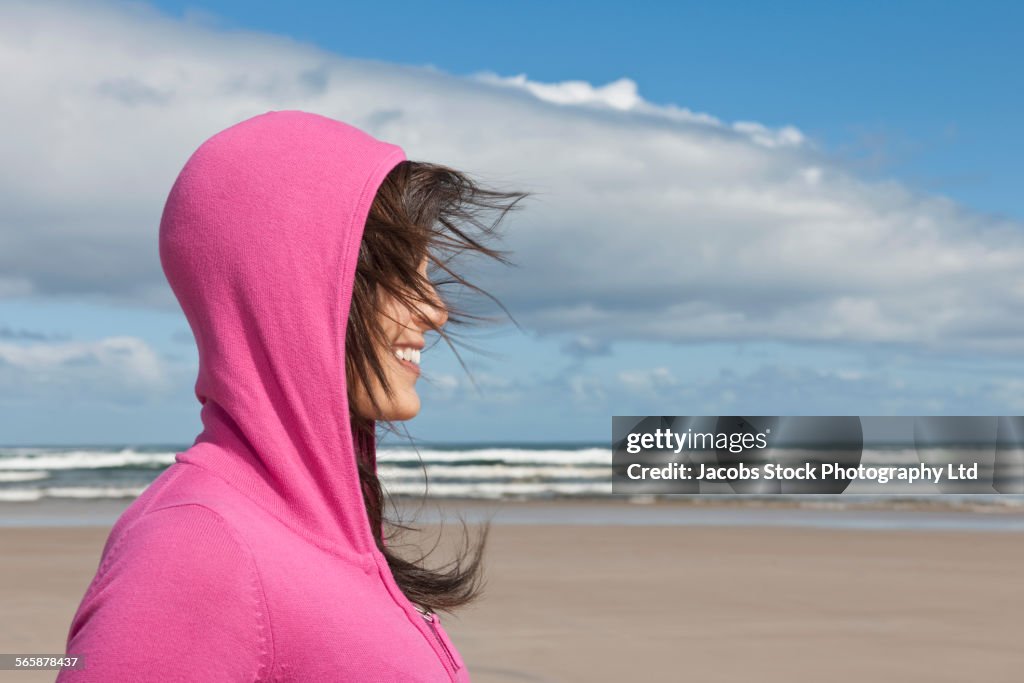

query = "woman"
59;110;527;681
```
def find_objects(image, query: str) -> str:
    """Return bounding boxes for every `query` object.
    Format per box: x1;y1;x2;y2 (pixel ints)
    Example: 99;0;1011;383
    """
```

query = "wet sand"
2;502;1023;682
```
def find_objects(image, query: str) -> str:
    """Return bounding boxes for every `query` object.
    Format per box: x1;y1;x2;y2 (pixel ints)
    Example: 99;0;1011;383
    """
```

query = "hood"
159;110;406;561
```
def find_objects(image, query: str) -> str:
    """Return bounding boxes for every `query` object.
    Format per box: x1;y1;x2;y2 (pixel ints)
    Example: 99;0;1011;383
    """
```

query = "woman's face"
351;258;448;422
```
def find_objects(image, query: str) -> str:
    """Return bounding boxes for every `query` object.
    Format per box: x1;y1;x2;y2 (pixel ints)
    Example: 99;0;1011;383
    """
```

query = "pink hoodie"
59;111;471;682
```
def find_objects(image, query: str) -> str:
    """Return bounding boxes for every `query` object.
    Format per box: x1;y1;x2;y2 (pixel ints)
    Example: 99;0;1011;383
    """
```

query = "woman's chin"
385;397;421;422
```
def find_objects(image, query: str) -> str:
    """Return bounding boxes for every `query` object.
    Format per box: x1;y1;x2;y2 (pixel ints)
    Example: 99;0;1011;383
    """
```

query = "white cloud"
561;335;612;357
418;366;523;403
475;73;806;149
567;374;607;404
423;372;460;400
477;74;644;111
0;336;170;403
618;367;680;395
1;0;1023;356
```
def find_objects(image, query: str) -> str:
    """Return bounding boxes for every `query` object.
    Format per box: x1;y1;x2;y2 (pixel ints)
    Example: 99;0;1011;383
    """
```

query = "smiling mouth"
393;347;421;377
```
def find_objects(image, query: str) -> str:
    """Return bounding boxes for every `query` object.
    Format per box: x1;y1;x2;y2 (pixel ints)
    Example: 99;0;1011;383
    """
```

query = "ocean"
1;442;1023;510
0;442;611;503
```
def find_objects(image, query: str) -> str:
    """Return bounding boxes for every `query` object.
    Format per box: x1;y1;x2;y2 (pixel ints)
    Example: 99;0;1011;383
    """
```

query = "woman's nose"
415;286;448;330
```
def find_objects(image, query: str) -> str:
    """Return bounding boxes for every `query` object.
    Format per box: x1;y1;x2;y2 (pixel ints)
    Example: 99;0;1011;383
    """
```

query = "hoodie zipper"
414;604;459;672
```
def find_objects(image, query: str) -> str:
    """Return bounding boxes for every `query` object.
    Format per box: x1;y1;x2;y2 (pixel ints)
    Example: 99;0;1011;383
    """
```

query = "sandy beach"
2;500;1024;682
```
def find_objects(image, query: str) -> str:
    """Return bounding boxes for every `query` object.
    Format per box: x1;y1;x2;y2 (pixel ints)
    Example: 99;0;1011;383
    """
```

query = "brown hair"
346;160;528;614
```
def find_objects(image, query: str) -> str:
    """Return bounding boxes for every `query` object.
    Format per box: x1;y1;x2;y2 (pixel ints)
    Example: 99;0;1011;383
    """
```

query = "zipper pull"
413;603;458;671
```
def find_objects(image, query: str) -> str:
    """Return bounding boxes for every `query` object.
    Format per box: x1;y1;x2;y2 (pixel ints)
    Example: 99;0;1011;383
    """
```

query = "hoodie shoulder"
60;503;273;682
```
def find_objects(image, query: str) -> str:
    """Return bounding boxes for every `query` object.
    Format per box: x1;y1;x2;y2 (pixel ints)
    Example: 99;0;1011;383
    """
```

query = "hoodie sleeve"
57;504;273;682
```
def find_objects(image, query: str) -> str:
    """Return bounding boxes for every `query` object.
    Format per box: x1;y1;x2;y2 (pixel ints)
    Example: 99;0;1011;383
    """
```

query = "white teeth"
394;348;421;365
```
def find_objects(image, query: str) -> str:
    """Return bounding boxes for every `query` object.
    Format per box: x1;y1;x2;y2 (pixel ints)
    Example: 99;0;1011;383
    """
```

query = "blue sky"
152;0;1024;218
1;0;1023;445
